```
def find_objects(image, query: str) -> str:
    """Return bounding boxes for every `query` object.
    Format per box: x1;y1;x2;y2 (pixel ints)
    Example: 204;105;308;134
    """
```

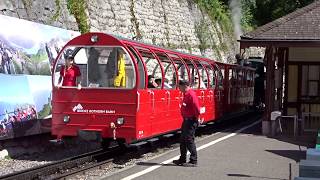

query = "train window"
155;52;176;89
232;69;237;86
183;58;199;89
172;58;189;83
53;46;136;89
193;60;208;89
214;64;223;88
137;49;163;89
127;46;145;89
228;69;233;87
201;61;215;88
237;69;243;87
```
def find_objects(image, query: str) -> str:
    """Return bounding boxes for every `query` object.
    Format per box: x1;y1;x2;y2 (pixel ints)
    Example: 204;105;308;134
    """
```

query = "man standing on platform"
173;80;200;167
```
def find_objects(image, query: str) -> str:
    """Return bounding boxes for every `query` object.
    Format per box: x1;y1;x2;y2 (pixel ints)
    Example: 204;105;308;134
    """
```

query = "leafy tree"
253;0;315;26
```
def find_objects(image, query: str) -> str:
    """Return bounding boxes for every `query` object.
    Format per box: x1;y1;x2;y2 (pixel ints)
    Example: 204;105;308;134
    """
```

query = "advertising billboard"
0;15;79;140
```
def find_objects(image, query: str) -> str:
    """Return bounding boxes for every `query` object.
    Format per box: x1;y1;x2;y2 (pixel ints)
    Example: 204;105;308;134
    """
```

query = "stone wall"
0;0;238;63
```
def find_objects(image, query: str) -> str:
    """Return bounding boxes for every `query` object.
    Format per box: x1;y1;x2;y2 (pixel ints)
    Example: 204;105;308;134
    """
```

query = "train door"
154;52;180;130
213;64;224;118
136;48;166;136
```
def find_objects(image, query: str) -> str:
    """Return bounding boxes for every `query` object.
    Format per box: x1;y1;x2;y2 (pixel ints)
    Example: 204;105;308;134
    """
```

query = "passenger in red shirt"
173;80;200;167
58;49;81;87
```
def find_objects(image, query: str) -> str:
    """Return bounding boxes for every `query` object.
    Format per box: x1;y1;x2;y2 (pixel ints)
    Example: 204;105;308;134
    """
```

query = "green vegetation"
251;0;315;26
194;0;233;33
52;0;89;33
20;51;51;75
38;103;52;119
198;0;316;34
66;0;90;34
129;0;142;40
4;155;11;160
52;0;61;21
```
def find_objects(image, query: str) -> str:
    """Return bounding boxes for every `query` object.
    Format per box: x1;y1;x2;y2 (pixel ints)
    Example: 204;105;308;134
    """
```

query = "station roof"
240;1;320;47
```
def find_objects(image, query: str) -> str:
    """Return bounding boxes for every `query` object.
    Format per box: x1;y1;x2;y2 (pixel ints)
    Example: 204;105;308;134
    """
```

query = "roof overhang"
239;39;320;48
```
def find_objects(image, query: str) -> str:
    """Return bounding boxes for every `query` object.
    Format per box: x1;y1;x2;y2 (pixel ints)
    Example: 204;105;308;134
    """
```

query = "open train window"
183;58;199;89
193;59;208;89
127;45;145;89
155;52;176;89
213;64;223;88
53;46;136;89
136;48;163;89
200;61;215;88
171;57;189;83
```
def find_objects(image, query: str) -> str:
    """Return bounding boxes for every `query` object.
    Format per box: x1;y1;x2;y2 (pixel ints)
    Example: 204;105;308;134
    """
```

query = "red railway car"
51;32;255;147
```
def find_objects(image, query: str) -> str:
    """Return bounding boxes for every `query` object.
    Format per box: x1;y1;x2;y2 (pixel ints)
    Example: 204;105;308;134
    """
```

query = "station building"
239;1;320;136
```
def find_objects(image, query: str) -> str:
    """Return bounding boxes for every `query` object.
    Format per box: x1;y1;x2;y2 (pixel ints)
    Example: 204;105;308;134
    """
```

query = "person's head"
155;79;161;85
235;53;241;62
64;49;74;67
148;75;155;82
178;80;190;92
117;48;125;59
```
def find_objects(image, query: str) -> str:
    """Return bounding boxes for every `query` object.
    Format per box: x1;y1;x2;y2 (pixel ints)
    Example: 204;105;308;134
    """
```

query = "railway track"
0;146;125;180
0;111;261;180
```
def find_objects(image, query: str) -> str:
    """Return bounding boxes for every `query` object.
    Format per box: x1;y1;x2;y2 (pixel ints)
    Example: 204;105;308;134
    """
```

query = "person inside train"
194;76;206;89
58;49;81;88
148;75;158;88
163;78;172;89
114;49;126;87
155;78;172;89
155;78;161;88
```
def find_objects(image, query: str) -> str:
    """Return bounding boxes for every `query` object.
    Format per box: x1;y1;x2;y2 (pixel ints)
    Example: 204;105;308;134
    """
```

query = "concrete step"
295;177;320;180
299;160;320;178
306;148;320;161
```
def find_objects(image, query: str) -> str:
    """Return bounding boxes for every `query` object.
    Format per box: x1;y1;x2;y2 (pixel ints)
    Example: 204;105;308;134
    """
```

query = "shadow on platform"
136;161;178;167
227;173;287;180
265;149;306;162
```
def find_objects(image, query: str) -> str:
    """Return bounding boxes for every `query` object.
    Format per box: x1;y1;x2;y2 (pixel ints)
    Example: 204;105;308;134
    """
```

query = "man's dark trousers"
179;117;198;163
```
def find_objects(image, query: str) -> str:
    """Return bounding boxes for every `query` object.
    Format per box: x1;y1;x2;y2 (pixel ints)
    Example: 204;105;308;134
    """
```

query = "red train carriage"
51;32;255;147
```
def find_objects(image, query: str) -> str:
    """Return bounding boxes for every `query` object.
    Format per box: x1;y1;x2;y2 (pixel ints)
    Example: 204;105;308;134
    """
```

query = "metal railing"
301;112;320;132
276;115;298;137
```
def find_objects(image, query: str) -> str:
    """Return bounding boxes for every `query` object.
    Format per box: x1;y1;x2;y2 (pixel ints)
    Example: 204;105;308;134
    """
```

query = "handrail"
137;91;140;112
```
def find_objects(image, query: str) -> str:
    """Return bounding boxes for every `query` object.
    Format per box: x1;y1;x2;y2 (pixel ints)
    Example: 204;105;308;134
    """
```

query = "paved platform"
102;119;309;180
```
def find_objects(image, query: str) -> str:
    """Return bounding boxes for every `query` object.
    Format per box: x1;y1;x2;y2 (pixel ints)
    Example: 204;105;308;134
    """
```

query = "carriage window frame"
171;57;189;83
135;48;164;89
127;45;146;89
213;63;224;88
193;59;209;89
53;45;137;89
183;58;200;89
154;52;177;89
199;61;216;89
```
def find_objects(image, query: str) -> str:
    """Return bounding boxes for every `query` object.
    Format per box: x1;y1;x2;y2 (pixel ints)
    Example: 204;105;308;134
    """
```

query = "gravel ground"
0;134;102;177
67;146;178;180
0;133;183;179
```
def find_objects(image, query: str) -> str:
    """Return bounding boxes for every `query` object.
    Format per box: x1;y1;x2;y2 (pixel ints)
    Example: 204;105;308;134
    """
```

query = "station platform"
101;119;309;180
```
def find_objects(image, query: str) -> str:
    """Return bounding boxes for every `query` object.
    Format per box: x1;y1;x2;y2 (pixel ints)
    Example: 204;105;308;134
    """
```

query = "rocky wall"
0;0;238;63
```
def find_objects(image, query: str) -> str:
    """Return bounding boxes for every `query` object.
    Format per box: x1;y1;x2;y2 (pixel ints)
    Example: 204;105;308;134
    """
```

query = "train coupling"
110;122;117;140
